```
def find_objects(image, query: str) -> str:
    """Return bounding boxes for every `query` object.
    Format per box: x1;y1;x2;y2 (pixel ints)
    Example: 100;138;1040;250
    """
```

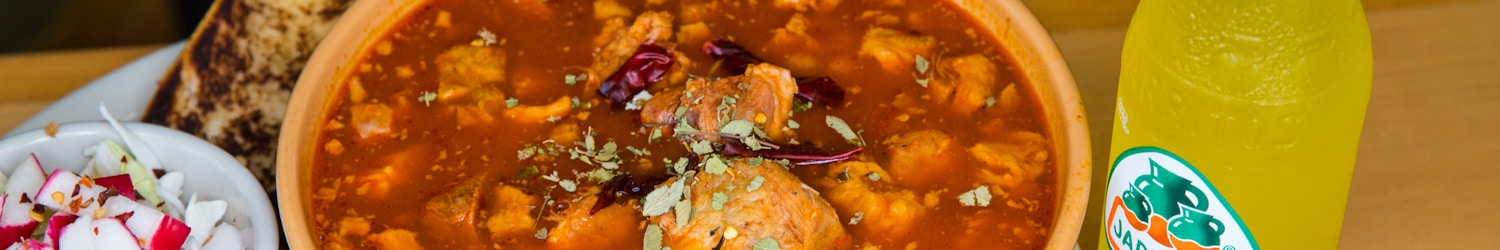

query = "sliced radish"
5;239;49;250
90;175;136;201
106;197;188;250
90;218;139;250
45;214;77;247
0;154;46;247
55;216;92;250
35;169;109;216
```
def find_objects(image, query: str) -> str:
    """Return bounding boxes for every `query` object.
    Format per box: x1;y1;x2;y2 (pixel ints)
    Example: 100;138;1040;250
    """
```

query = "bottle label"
1103;147;1258;250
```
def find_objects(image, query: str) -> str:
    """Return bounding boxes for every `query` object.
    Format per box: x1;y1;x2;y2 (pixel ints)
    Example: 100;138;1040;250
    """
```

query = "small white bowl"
0;121;277;250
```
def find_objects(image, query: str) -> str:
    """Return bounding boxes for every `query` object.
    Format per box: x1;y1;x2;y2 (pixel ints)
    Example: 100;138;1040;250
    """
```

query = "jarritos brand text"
1104;147;1257;250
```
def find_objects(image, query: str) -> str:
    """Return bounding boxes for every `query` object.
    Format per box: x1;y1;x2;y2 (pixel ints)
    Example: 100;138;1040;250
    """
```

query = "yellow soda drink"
1097;0;1372;249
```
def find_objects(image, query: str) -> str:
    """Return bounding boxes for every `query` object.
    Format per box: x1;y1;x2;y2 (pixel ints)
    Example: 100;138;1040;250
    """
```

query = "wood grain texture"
1342;0;1500;248
0;44;161;131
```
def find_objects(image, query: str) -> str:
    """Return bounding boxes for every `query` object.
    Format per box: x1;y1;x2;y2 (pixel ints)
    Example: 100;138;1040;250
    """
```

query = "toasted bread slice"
143;0;353;193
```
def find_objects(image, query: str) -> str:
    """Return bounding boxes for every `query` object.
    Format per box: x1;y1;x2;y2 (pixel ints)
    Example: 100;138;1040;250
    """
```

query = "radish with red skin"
34;169;109;216
5;239;49;250
53;217;142;250
45;214;78;247
89;175;135;201
55;216;92;250
101;196;188;250
89;218;140;250
0;154;47;247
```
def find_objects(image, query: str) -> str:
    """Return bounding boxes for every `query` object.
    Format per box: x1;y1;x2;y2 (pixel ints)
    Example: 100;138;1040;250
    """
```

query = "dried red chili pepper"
599;43;674;105
722;139;864;166
704;38;845;105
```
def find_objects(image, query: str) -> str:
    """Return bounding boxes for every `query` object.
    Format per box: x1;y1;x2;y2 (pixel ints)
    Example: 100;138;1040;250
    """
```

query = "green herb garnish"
643;224;663;250
825;115;862;146
711;192;728;210
747;176;766;191
719;119;756;137
915;55;931;74
753;237;779;250
641;178;686;216
518;166;540;179
958;185;993;207
703;155;729;175
418;91;437;106
675;200;693;226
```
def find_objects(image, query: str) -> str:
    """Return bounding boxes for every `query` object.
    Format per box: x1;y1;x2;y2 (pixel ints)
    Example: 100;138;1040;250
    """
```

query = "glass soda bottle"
1097;0;1372;249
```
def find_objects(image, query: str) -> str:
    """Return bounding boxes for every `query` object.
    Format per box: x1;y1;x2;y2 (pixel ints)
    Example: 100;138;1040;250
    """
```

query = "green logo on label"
1104;147;1257;250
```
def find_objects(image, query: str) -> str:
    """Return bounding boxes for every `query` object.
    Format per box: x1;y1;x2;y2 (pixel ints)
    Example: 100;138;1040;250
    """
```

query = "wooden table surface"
0;0;1495;248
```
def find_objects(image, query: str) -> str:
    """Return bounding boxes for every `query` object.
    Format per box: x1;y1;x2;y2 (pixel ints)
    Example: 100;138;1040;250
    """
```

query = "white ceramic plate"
0;122;277;250
5;41;186;137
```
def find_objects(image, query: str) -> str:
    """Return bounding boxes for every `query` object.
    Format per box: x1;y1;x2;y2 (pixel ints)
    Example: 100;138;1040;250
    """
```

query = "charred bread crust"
144;0;354;194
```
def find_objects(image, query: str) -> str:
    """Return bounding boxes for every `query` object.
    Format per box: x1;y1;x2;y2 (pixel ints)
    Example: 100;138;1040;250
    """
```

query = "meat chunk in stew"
973;131;1051;191
884;129;960;188
817;161;929;245
435;45;507;101
640;64;798;141
653;159;848;249
589;11;675;92
367;229;424;250
858;28;935;74
928;54;1001;115
485;185;540;242
545;189;646;249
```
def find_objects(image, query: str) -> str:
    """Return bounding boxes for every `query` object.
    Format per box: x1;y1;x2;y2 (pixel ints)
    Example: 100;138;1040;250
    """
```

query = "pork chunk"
817;161;928;245
639;64;798;141
654;159;848;249
773;0;840;12
928;54;1001;115
435;45;507;101
858;28;935;74
884;129;960;188
367;229;424;250
424;176;485;229
546;191;644;249
973;131;1050;190
588;11;675;92
484;185;539;241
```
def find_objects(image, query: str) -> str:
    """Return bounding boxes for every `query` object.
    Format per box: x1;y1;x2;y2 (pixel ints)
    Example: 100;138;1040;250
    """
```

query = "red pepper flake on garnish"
703;38;846;105
599;43;674;106
114;211;135;222
79;177;96;189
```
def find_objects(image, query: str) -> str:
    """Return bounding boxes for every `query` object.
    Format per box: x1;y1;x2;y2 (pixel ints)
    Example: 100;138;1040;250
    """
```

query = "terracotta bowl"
277;0;1090;248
